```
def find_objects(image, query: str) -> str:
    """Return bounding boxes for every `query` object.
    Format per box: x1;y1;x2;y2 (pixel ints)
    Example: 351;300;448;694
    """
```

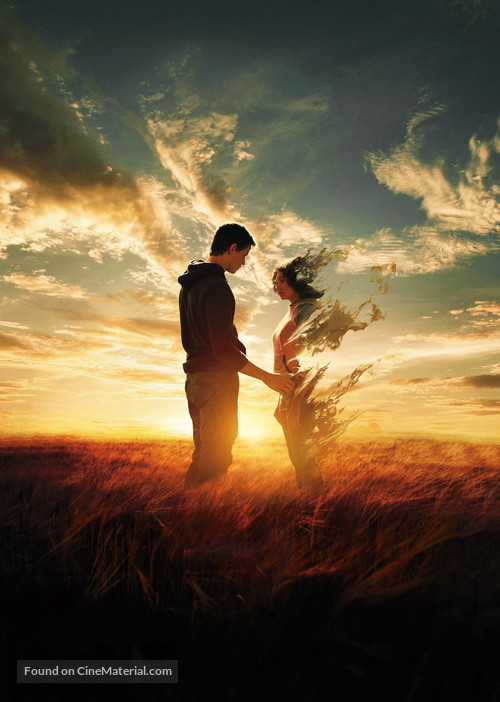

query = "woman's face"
274;271;299;303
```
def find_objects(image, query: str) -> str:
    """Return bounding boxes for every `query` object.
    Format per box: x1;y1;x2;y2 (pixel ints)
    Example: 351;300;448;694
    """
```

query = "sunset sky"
1;0;499;440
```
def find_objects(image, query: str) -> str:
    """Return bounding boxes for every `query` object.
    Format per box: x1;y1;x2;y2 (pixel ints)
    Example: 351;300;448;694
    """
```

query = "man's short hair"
210;223;255;256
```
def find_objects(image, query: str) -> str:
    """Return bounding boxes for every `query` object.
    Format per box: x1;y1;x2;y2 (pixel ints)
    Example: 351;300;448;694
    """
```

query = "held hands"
266;372;295;395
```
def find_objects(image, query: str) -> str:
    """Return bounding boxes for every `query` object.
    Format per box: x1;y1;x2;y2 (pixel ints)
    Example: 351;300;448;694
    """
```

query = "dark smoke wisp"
287;249;395;457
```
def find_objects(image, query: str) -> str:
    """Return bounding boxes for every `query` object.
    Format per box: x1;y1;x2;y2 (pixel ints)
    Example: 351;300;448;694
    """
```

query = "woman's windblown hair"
272;249;334;300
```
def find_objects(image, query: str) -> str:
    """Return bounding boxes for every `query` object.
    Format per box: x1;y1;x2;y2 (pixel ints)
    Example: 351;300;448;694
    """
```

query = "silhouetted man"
179;223;294;486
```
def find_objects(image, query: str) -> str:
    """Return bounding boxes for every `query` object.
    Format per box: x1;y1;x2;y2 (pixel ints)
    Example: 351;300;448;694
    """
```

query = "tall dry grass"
1;436;498;618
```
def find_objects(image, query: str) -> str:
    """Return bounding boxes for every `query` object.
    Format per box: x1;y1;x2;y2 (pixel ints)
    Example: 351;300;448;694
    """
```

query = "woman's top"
272;299;319;375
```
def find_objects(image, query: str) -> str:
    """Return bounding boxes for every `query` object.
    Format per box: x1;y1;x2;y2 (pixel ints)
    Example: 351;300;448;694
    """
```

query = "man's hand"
265;372;295;395
240;360;294;394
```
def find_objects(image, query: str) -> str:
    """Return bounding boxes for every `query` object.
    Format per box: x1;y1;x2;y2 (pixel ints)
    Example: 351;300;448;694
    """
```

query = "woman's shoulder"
293;299;320;324
296;299;320;308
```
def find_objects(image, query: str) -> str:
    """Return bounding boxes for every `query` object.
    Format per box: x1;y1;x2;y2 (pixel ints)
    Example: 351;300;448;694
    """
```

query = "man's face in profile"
227;245;251;274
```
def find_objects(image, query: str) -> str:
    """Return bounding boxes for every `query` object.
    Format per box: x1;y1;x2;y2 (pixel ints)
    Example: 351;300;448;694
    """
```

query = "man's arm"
240;360;295;395
205;283;294;394
205;283;248;371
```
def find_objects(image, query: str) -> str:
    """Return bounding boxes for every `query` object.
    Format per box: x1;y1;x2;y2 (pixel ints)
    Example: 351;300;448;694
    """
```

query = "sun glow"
237;412;283;442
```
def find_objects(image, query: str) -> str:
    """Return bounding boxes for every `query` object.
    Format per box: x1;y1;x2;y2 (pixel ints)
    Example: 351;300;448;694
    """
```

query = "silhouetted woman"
272;258;323;489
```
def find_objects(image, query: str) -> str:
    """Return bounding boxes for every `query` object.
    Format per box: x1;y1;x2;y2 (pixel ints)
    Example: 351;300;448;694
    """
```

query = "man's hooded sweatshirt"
178;260;247;373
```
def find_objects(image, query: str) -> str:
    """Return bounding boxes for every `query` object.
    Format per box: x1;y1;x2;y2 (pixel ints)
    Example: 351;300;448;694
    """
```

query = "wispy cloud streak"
367;107;500;236
339;106;500;275
0;9;183;275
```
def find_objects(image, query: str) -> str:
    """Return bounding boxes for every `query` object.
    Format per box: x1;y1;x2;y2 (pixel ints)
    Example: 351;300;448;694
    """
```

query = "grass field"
2;436;499;701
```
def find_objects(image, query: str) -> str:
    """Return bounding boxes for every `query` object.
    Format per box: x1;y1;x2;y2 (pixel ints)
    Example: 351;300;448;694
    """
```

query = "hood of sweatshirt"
178;260;225;290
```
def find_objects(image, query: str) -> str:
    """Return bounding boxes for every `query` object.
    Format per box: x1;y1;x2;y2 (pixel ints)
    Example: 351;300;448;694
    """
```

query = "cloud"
102;368;178;385
391;377;434;385
0;10;184;276
142;59;331;274
342;105;500;276
337;226;493;275
366;107;500;236
0;332;32;351
251;212;324;254
460;374;500;388
1;273;88;299
234;140;255;164
104;316;180;339
449;300;500;332
391;374;500;388
0;321;30;330
0;289;182;373
0;329;108;359
465;301;500;316
39;300;181;341
441;398;500;415
141;72;332;314
244;211;326;286
106;288;177;314
0;379;34;402
383;330;500;369
146;109;241;226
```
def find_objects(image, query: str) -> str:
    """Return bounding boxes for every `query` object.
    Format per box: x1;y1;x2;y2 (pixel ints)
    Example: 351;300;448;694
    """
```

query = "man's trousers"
184;370;239;486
